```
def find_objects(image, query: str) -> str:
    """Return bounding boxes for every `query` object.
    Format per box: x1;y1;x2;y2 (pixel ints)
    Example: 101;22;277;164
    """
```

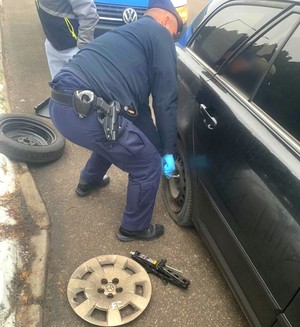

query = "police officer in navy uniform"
49;0;183;241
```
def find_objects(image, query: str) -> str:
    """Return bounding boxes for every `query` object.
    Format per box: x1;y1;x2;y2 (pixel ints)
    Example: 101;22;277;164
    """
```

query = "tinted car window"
189;4;280;70
254;21;300;141
221;14;299;97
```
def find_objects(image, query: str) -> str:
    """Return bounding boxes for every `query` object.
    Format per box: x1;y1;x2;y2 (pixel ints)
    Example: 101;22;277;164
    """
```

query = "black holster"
95;98;121;141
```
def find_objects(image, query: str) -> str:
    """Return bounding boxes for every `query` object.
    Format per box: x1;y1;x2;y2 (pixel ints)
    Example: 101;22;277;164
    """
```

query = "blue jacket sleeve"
149;29;178;154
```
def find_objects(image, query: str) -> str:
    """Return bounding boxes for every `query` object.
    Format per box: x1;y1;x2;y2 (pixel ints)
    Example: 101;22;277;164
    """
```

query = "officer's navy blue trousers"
49;71;161;231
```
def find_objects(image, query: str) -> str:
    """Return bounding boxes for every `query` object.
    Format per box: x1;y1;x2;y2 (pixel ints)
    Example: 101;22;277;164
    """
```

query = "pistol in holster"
95;98;121;141
72;90;121;141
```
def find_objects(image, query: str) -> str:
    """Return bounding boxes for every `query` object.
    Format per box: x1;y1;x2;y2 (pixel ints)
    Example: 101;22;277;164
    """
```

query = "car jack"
130;250;190;289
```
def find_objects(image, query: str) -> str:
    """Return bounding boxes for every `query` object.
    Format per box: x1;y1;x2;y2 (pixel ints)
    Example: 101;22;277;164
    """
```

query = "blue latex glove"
162;154;175;179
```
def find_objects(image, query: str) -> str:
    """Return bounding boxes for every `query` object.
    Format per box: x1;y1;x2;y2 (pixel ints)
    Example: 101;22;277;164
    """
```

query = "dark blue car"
162;0;300;326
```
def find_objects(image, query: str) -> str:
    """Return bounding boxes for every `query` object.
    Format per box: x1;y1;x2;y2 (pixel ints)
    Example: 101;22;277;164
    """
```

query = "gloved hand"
162;154;175;179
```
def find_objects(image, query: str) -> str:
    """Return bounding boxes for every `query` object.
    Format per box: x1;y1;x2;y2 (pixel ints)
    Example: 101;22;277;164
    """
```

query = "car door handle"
199;104;217;130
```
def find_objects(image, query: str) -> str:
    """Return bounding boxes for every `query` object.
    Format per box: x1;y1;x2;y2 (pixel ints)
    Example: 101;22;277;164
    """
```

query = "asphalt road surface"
1;0;250;326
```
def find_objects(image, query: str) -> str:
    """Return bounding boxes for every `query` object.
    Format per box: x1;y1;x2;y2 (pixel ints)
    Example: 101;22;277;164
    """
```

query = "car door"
181;2;300;327
274;288;300;326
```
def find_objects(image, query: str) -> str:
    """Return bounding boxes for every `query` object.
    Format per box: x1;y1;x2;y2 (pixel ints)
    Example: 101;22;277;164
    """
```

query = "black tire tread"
162;140;193;227
0;113;65;163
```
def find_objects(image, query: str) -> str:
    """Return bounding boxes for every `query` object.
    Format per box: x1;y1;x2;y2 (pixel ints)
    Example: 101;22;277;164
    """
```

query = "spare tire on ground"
0;113;65;163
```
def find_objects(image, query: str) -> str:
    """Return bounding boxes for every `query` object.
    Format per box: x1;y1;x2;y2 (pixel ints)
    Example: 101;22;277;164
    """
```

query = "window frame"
250;19;300;143
217;13;300;102
187;0;291;54
216;9;300;155
185;1;300;154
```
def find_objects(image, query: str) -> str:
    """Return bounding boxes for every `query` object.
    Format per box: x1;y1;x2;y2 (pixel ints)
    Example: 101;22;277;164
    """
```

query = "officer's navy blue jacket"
63;15;178;155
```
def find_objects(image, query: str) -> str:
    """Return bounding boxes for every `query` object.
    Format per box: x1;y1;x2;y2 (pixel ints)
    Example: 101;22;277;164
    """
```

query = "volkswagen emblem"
123;8;138;24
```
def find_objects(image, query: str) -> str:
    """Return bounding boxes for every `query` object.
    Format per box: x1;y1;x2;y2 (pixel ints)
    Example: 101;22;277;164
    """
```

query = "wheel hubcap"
67;255;152;326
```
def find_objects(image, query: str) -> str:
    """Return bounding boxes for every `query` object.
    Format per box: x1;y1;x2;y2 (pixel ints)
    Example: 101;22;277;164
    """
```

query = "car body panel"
281;289;300;325
173;1;300;326
176;44;284;326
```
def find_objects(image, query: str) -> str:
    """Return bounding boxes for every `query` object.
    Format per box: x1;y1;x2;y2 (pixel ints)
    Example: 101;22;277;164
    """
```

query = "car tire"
0;113;65;163
162;140;193;226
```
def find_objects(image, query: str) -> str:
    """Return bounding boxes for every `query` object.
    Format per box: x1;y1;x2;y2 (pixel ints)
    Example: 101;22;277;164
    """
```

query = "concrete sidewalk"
0;23;49;327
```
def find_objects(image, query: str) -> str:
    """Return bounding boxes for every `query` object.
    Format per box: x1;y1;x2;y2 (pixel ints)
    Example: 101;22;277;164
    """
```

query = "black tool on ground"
34;97;50;118
130;250;190;289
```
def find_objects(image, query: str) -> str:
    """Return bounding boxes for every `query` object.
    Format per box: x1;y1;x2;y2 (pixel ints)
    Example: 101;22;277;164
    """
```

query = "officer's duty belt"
51;89;73;106
51;88;123;142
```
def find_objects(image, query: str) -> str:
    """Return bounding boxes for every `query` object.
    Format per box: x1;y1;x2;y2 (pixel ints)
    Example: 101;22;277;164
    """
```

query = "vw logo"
123;8;138;24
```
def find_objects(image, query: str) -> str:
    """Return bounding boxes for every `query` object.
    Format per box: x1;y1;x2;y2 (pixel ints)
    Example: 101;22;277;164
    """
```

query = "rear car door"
274;288;300;326
180;1;300;326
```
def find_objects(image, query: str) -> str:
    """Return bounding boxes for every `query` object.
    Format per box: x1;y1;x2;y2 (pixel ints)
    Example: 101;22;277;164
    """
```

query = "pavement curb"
16;163;50;327
18;164;51;230
0;9;50;326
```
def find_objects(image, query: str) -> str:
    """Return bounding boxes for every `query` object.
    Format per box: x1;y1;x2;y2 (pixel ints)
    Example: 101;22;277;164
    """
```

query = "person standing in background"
36;0;99;79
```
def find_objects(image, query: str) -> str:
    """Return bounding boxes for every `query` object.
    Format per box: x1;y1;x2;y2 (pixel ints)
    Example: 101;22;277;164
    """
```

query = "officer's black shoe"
117;224;164;242
75;175;110;197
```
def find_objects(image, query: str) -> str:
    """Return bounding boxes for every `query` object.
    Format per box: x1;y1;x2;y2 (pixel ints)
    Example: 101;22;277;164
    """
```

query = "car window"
188;4;280;70
221;14;299;97
254;21;300;142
